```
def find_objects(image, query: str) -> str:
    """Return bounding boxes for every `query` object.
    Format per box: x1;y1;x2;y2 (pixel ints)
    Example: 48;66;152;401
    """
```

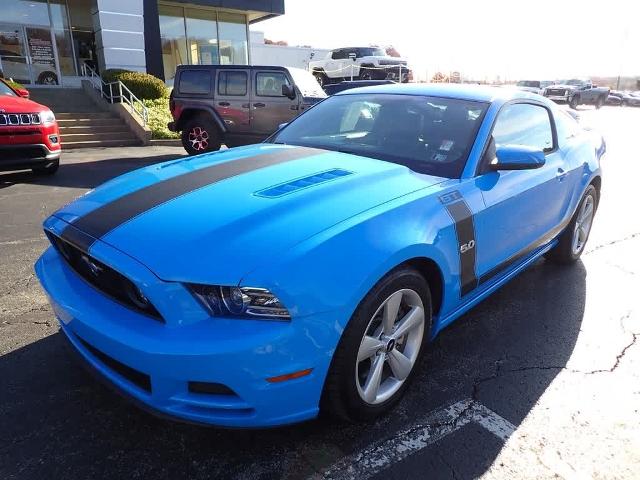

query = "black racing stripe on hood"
60;147;324;252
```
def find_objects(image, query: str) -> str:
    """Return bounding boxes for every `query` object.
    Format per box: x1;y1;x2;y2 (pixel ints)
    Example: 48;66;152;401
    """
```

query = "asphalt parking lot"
1;106;639;480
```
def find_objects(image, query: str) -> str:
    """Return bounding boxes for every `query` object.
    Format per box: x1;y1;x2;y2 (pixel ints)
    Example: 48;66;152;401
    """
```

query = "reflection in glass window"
159;5;188;81
493;103;553;151
179;70;210;95
218;12;247;65
218;71;247;96
185;9;218;67
256;72;289;97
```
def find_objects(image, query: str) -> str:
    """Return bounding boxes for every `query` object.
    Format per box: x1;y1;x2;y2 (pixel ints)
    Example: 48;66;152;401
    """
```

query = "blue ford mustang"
35;84;604;427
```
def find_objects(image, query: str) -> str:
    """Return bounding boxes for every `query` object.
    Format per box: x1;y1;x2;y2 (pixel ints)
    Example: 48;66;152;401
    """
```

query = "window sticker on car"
432;153;448;163
439;140;454;151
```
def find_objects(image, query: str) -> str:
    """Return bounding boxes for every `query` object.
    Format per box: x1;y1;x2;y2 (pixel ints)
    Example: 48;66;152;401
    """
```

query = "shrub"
102;69;168;100
4;80;26;91
143;97;179;140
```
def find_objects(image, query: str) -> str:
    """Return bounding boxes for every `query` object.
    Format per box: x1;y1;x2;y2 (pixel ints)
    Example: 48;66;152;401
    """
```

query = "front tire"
321;267;432;422
546;185;597;264
313;71;328;87
181;115;221;156
569;95;580;109
595;96;605;109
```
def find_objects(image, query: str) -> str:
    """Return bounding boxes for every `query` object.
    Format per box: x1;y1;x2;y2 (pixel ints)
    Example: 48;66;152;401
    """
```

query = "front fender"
241;186;458;334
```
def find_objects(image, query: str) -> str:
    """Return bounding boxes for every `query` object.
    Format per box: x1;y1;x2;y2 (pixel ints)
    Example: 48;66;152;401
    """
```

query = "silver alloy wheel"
355;289;425;405
572;194;595;255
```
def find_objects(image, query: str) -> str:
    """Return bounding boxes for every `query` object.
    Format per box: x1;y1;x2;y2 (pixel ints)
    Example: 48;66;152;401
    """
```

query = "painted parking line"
319;399;516;480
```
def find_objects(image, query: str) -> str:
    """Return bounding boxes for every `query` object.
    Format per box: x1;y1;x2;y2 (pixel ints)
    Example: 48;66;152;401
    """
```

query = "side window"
256;72;290;97
493;103;554;151
217;71;247;96
179;70;211;95
331;49;345;60
555;110;580;143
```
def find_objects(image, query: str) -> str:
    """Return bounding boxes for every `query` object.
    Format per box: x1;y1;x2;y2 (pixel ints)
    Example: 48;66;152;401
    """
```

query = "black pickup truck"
543;79;609;109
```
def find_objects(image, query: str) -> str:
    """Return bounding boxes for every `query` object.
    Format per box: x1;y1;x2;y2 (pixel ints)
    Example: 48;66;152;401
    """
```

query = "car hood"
0;95;48;113
53;144;444;284
548;84;577;90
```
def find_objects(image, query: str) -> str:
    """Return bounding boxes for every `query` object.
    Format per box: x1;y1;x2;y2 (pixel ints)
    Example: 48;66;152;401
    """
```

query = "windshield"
564;79;586;86
271;93;488;178
288;68;327;98
358;47;386;57
0;81;17;97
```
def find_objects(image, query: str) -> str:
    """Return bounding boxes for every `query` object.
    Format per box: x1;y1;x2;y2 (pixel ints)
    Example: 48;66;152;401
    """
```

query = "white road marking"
320;398;516;480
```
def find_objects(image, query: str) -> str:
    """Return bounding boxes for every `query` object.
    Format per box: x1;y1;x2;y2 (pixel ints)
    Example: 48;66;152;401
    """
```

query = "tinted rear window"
218;71;248;96
179;71;211;95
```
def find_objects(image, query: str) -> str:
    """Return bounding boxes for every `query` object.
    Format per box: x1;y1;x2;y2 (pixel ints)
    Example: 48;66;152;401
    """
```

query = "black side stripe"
60;147;323;252
440;191;478;297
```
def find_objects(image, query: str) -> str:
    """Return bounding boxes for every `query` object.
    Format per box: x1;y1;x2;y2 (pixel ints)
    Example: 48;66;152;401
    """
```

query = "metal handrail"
81;63;148;126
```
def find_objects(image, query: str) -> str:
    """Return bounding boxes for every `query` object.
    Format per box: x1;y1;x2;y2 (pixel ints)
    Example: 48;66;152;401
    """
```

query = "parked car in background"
609;90;640;107
543;79;609;109
0;79;60;174
605;93;622;106
168;65;326;155
515;80;553;95
0;48;59;85
309;47;411;86
323;79;395;95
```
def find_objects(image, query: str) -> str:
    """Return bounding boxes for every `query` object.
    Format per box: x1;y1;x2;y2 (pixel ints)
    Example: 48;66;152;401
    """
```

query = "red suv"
0;79;61;175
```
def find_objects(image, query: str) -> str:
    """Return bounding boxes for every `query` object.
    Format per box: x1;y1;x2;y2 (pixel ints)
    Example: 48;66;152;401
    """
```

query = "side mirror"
490;145;546;171
16;88;29;98
348;53;357;62
281;84;296;100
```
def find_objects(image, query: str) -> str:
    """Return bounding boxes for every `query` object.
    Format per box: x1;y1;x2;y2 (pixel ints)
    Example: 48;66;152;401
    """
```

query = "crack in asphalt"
436;451;460;480
584;231;640;255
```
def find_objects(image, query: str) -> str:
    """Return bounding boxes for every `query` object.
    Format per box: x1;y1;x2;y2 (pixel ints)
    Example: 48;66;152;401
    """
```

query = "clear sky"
252;0;640;82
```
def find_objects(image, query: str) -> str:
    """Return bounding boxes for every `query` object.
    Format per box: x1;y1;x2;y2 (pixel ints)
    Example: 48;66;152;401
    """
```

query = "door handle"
556;168;568;181
253;103;266;108
290;105;299;110
218;101;230;107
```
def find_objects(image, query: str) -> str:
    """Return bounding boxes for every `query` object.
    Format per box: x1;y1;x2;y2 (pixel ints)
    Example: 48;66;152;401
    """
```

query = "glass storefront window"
50;0;75;76
158;4;249;82
218;12;248;65
185;9;218;67
159;5;188;82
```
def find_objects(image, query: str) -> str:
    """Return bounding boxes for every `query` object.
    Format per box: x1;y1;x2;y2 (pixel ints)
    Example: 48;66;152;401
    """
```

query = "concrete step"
56;112;117;120
58;124;131;134
61;138;141;149
62;132;138;142
57;118;125;127
29;88;100;114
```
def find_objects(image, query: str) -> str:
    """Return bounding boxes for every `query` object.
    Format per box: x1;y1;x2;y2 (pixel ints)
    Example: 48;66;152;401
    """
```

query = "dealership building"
0;0;284;87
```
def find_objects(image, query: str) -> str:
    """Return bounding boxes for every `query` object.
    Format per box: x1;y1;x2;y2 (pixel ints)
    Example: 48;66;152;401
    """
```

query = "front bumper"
34;244;337;427
0;143;61;171
545;95;569;102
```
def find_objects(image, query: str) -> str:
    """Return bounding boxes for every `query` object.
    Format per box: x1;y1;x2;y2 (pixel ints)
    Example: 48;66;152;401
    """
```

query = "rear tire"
546;185;597;264
321;266;432;422
32;160;59;176
181;115;221;156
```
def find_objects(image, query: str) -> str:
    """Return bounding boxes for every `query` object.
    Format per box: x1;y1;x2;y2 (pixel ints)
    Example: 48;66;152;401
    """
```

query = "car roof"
335;83;548;104
176;65;288;71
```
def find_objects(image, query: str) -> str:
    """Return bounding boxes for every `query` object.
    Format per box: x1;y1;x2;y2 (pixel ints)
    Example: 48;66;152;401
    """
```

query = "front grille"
546;89;566;96
0;146;47;160
78;337;152;393
47;232;164;322
0;113;40;126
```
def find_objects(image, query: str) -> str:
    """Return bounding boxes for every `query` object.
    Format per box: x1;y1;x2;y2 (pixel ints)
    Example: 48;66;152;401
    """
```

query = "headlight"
189;285;291;320
40;109;56;125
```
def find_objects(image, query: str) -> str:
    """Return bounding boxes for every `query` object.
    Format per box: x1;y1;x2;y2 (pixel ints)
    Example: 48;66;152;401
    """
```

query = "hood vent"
255;169;353;198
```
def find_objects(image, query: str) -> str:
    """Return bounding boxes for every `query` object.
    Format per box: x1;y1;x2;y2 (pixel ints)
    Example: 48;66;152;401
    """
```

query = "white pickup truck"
309;47;411;87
